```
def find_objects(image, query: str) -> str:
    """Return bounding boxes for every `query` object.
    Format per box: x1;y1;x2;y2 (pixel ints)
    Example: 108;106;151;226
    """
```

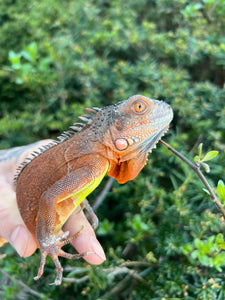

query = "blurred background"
0;0;225;299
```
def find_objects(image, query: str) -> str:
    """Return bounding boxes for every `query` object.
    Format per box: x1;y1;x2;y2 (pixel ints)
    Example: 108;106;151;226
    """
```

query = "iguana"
1;95;173;285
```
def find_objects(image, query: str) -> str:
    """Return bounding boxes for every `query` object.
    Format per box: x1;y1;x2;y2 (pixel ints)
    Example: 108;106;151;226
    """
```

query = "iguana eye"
133;100;147;113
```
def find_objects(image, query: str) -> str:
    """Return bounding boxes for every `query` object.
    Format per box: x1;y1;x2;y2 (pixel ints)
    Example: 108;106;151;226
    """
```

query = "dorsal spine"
13;107;100;185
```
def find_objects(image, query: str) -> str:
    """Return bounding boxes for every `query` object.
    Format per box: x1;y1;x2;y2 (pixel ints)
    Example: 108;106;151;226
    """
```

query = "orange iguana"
1;95;173;285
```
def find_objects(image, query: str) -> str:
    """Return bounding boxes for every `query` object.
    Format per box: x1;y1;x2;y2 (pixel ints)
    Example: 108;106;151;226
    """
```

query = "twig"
100;266;148;298
105;266;148;284
120;261;152;268
0;269;46;299
63;275;89;284
63;264;149;285
101;274;131;298
160;139;225;219
93;177;115;210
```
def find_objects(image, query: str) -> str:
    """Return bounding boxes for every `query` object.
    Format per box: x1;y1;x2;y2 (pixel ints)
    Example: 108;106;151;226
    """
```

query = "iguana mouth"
138;105;173;154
147;126;169;152
139;125;169;154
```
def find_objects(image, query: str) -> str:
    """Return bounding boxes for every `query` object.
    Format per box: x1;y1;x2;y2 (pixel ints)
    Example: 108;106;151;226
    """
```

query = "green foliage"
7;42;54;86
194;143;219;172
194;143;219;164
0;0;225;299
181;234;225;271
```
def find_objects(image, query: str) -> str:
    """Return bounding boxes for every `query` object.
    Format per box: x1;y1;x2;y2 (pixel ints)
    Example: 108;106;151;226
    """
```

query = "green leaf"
215;233;225;250
194;155;200;163
203;188;210;195
25;42;38;62
198;143;203;158
8;51;21;68
194;238;202;249
217;180;225;202
218;180;224;187
180;243;193;255
201;150;219;162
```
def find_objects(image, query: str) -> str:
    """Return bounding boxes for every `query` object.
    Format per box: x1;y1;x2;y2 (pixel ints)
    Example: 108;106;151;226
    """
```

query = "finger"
63;208;106;265
0;179;37;257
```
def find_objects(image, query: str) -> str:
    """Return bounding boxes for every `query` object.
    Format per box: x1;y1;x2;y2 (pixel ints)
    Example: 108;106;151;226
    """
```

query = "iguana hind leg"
34;228;93;285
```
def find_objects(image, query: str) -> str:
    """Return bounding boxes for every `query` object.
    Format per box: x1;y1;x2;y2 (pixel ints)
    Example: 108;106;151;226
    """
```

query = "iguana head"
103;95;173;183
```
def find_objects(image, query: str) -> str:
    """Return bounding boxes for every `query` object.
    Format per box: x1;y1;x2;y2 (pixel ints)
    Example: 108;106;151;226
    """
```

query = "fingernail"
90;236;106;261
10;226;28;257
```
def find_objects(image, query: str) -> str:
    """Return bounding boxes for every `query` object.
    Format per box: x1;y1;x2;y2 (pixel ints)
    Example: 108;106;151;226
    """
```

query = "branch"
0;269;46;299
63;275;89;284
93;177;115;211
63;263;149;285
159;139;225;219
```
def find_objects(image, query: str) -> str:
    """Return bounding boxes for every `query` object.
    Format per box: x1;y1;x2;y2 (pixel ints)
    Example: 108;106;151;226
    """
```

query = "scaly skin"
13;95;173;285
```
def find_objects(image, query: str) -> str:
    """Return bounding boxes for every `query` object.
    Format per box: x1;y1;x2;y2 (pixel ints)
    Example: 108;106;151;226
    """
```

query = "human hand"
0;140;106;265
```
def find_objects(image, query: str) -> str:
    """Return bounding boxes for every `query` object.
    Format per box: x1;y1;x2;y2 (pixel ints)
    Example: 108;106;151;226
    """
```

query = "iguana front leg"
81;199;99;229
35;155;109;285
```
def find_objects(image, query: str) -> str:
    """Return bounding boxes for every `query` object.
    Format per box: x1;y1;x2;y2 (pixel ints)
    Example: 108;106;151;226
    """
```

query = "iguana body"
7;95;173;285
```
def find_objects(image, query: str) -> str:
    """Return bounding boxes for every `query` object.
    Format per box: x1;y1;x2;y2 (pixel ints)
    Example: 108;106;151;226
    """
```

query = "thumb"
63;208;106;265
0;179;37;257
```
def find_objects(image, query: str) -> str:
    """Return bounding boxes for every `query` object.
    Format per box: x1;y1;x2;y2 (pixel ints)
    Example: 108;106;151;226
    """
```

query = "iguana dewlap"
13;95;173;285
